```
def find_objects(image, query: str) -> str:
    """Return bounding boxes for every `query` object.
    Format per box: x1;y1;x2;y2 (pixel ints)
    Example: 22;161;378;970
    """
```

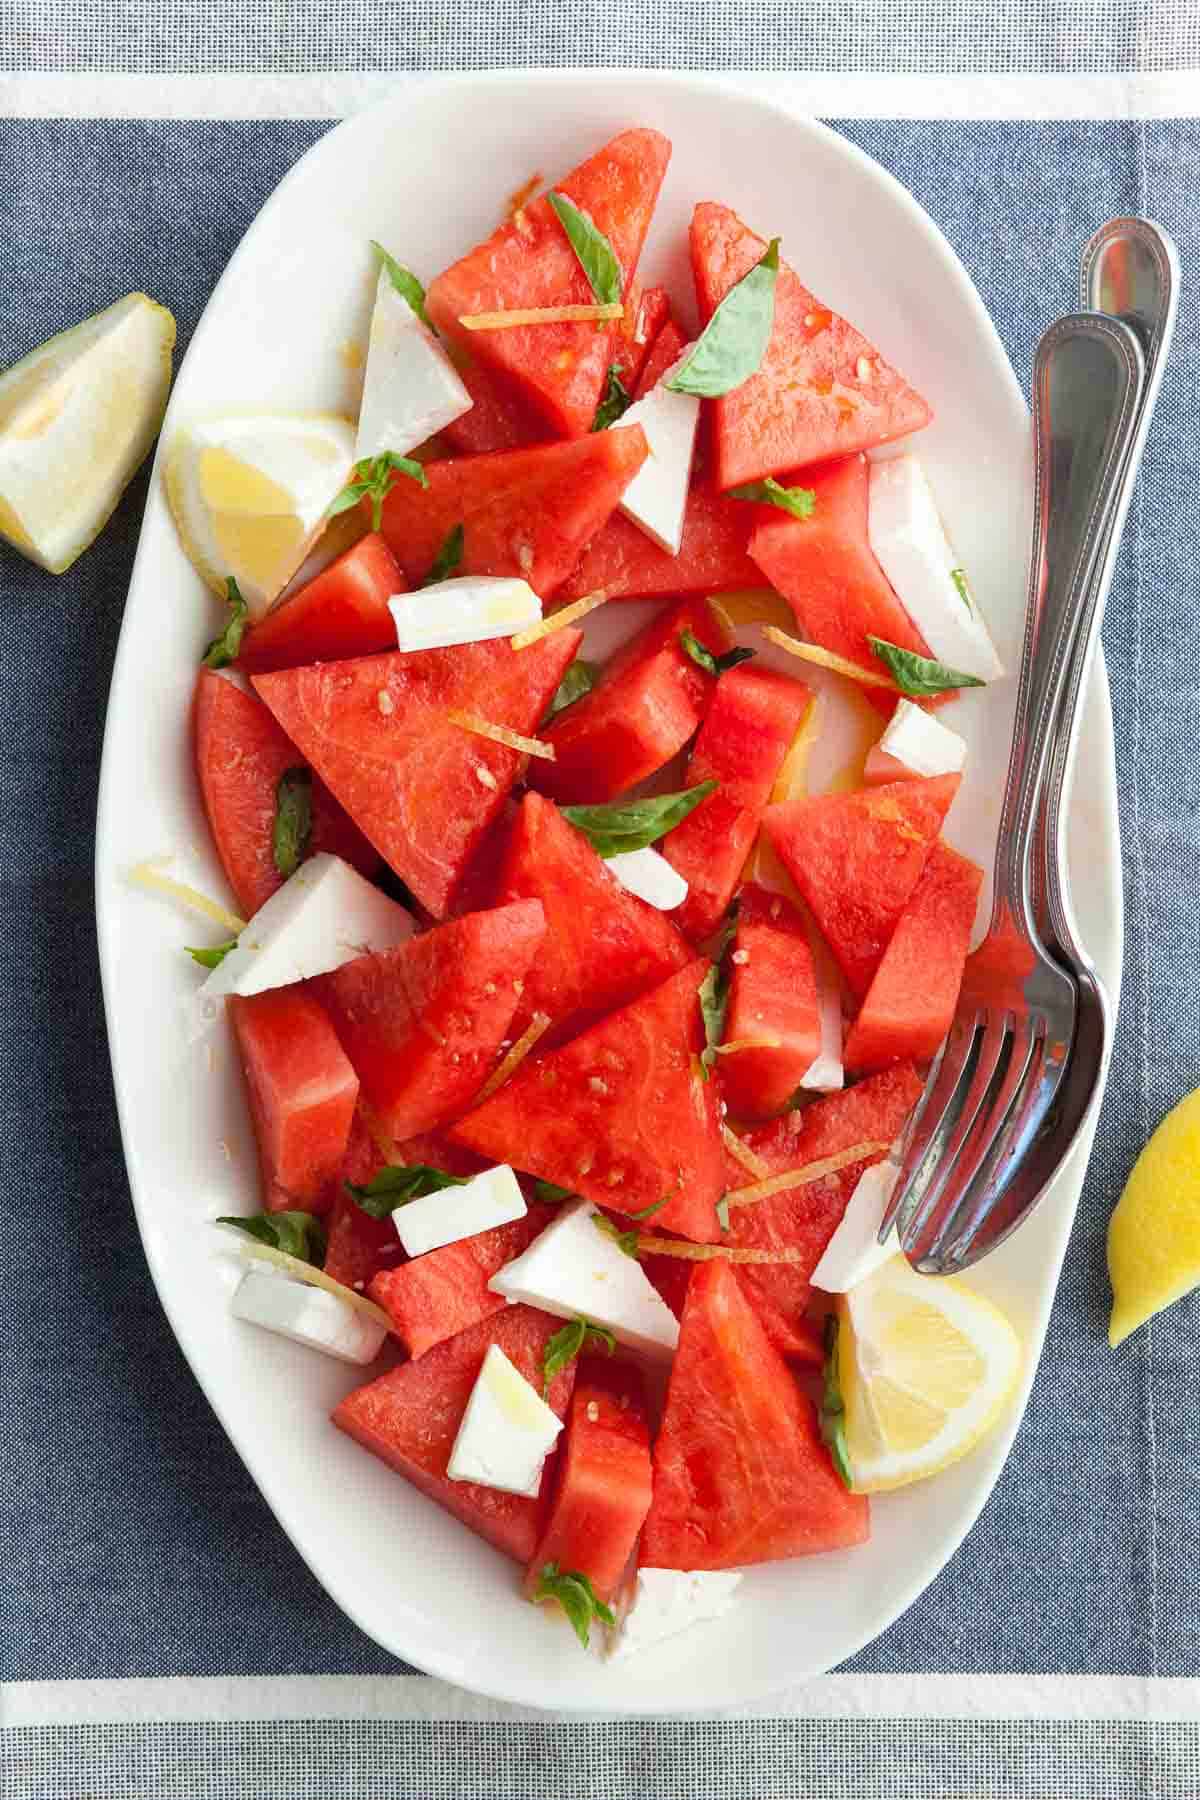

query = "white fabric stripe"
6;1672;1200;1728
1;70;1200;120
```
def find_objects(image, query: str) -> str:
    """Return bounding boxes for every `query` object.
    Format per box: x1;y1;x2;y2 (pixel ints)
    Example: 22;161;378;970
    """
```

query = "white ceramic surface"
95;73;1123;1714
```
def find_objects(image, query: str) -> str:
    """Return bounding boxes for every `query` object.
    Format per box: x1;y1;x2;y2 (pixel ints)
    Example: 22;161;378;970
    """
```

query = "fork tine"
896;1009;1017;1261
934;1026;1073;1273
909;1013;1047;1273
881;1011;984;1245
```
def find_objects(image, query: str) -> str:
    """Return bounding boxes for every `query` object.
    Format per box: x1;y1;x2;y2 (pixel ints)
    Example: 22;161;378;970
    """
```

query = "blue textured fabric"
1;117;1197;1686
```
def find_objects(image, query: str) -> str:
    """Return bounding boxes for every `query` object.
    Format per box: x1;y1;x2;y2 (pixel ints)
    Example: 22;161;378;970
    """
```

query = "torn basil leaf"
371;241;430;327
591;363;632;432
562;780;717;859
201;576;249;670
544;659;598;723
666;238;780;399
185;937;237;969
547;192;623;307
541;1316;617;1397
818;1312;855;1489
217;1210;327;1265
531;1561;616;1649
727;476;816;520
867;636;985;698
345;1163;467;1220
420;523;465;588
328;451;429;534
679;628;756;679
272;767;313;879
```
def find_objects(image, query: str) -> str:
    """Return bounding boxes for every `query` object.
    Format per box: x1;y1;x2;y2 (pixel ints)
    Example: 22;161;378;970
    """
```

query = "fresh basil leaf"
591;1213;642;1259
562;780;718;859
543;659;598;724
346;1163;466;1219
697;901;739;1079
329;452;429;533
533;1179;576;1205
867;636;986;698
818;1313;855;1489
666;238;780;399
715;1196;730;1232
185;937;237;969
728;476;816;520
591;363;632;432
547;192;623;308
201;577;249;669
628;1192;672;1223
679;629;757;679
371;240;430;327
218;1210;327;1265
531;1561;616;1649
272;767;313;880
950;567;972;610
541;1316;616;1397
421;523;465;588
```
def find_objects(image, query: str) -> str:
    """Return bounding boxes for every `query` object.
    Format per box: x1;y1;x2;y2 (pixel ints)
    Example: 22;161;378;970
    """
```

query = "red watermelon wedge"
228;986;359;1215
844;841;983;1073
379;428;648;595
332;1305;576;1563
689;203;933;490
611;284;671;397
450;960;724;1243
426;130;671;438
440;354;543;457
747;454;933;684
193;669;378;919
557;483;760;605
251;631;581;918
661;664;812;943
238;534;404;674
633;317;687;398
764;774;961;1000
370;1203;553;1359
531;596;730;804
722;1064;924;1348
640;1260;869;1569
718;883;821;1119
496;792;690;1042
527;1357;653;1604
313;900;546;1141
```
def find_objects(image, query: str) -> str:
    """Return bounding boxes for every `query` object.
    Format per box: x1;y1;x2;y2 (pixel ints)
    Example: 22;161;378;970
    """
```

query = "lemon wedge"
1108;1085;1200;1347
164;412;355;618
826;1254;1021;1492
0;292;175;573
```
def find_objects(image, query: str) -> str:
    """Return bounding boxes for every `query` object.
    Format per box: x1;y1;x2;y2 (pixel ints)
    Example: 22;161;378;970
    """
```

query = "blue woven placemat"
2;112;1198;1726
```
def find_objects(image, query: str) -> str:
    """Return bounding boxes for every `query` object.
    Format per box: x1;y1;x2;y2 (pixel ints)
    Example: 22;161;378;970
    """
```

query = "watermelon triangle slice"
689;202;933;490
370;1203;554;1360
747;453;933;683
557;481;760;605
722;1063;924;1354
313;900;546;1141
251;631;581;918
426;129;671;438
496;792;691;1043
450;960;725;1243
380;427;648;595
844;841;984;1073
332;1304;576;1564
764;774;961;1000
640;1260;869;1569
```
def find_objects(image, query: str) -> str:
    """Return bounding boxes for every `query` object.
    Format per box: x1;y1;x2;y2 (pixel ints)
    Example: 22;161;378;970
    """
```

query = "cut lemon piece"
0;292;175;573
164;411;355;618
831;1254;1021;1492
1108;1084;1200;1347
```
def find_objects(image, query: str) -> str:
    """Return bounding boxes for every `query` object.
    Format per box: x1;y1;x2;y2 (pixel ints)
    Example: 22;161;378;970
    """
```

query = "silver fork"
879;308;1146;1274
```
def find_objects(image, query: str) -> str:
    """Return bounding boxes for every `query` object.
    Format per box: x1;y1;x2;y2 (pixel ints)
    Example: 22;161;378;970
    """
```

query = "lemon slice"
164;412;355;617
1108;1084;1200;1347
0;292;175;573
828;1254;1021;1492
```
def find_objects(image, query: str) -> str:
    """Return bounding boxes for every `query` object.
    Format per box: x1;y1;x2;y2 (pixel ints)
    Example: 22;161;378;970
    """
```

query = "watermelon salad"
150;126;1012;1662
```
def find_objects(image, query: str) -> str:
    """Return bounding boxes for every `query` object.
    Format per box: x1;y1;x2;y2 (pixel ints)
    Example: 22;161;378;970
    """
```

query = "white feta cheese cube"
197;854;413;1015
608;1568;743;1659
809;1160;901;1293
389;576;541;652
355;268;472;460
393;1165;527;1258
231;1269;387;1365
447;1343;563;1496
867;456;1003;684
616;360;700;554
799;966;844;1093
488;1198;679;1359
865;697;968;784
605;846;689;912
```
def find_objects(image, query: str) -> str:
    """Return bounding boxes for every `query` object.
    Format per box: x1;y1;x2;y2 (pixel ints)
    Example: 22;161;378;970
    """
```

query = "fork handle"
990;313;1145;944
